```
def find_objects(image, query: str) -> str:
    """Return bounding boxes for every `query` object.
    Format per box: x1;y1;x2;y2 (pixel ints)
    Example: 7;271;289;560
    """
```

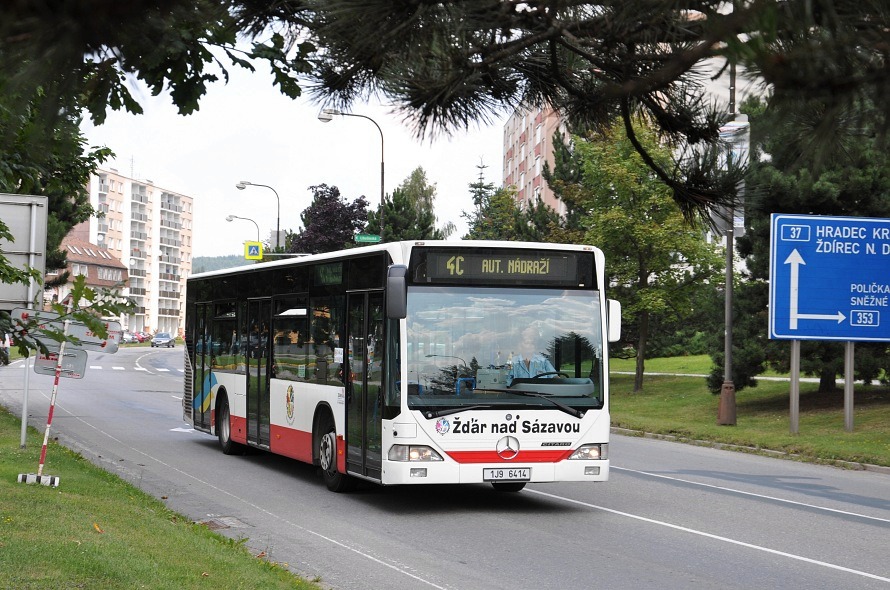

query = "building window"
98;267;123;282
71;263;89;277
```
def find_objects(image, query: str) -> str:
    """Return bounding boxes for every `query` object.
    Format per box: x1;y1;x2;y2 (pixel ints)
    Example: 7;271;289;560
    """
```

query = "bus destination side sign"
769;214;890;341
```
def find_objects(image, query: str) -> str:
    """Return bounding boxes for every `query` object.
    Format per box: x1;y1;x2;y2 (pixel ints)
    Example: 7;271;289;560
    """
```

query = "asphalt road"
2;346;888;590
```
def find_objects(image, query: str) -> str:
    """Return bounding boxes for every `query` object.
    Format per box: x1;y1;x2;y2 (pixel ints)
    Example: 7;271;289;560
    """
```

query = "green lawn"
610;369;890;467
0;408;320;590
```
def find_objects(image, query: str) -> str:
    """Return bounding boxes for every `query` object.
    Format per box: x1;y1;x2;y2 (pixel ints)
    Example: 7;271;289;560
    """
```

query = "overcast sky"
82;64;508;258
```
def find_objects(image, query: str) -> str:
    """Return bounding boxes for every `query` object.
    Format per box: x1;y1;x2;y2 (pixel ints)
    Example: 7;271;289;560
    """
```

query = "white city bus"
183;240;620;492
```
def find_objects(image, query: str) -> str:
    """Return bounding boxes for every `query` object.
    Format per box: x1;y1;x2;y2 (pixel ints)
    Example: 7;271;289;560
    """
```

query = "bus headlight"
568;444;607;460
388;445;444;462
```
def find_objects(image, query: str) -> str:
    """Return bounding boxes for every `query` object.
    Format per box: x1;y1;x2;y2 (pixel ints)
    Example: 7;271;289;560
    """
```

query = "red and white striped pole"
19;300;71;487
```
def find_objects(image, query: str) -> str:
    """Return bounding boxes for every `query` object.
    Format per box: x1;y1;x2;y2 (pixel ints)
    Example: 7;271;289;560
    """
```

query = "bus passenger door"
191;303;211;431
246;298;271;448
346;293;384;480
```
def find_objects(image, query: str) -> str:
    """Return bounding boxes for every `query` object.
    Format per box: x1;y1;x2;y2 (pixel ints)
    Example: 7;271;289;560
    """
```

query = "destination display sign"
769;214;890;341
409;248;594;287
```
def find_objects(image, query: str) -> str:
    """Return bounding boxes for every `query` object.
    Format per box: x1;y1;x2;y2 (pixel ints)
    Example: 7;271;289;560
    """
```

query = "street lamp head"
318;108;342;123
235;181;250;190
225;215;235;222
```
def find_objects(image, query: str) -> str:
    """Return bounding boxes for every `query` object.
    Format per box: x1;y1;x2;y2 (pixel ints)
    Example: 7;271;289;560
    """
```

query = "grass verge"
611;371;890;467
0;407;319;590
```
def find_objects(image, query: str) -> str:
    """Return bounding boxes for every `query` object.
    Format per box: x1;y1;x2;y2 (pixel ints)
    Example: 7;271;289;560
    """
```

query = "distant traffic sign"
244;241;263;260
354;233;382;244
769;214;890;341
11;308;122;353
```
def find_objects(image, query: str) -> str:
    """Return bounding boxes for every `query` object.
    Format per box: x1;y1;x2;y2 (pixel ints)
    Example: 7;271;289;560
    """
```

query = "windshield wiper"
420;404;499;419
474;388;585;419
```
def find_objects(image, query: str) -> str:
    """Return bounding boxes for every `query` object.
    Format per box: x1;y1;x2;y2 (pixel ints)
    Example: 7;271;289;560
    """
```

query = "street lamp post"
235;181;280;251
225;214;260;243
318;108;385;239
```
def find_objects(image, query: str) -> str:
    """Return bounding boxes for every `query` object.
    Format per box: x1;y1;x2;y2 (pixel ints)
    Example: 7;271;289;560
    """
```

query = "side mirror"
386;265;408;319
607;299;622;343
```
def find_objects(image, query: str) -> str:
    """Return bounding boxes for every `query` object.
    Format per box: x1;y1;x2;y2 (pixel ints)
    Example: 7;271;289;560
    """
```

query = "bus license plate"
483;467;531;481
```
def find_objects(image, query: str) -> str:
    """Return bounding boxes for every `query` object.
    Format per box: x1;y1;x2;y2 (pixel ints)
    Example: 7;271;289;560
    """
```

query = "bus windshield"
405;286;604;414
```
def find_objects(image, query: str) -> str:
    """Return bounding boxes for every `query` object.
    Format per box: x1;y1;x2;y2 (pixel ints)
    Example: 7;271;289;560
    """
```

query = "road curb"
610;426;890;476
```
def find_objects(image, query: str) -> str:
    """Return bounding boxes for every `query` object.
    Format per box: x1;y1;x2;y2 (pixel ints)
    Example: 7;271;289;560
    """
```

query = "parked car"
151;332;175;348
133;331;148;343
121;331;136;344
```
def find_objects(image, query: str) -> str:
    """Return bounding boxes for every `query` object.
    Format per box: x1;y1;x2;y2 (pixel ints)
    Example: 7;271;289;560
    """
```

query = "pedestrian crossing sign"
245;241;263;260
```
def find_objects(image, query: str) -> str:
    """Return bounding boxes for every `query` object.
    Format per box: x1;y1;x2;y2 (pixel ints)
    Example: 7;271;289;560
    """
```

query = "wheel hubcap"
319;431;335;472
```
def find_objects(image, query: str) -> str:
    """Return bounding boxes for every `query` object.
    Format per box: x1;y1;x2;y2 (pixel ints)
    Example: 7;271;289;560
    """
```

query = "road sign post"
770;214;890;433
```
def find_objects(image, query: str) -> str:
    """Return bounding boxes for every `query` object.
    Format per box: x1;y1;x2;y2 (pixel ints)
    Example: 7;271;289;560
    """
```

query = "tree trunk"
634;311;649;392
818;368;837;393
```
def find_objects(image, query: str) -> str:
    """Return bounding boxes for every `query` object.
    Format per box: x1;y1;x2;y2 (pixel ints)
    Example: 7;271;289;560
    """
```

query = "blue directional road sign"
769;214;890;341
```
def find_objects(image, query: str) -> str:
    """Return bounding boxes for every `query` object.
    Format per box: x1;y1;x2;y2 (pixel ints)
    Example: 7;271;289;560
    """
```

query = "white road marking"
528;489;890;583
612;466;890;524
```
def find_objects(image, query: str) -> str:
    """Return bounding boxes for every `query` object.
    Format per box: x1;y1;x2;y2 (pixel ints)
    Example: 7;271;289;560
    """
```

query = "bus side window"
273;296;309;381
310;296;345;385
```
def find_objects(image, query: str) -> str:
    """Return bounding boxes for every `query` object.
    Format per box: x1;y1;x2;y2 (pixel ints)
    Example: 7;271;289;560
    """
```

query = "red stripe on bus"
445;450;573;463
337;435;346;473
270;424;313;463
230;415;247;445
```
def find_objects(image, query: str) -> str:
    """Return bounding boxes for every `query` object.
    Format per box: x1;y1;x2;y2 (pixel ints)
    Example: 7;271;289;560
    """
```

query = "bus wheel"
217;394;243;455
491;482;526;492
317;414;354;492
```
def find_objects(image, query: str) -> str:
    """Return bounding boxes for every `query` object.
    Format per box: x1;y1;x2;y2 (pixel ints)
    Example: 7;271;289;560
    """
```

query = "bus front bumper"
380;459;609;486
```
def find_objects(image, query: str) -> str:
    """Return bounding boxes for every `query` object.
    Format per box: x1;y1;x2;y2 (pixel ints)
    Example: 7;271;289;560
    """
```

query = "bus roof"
188;240;603;282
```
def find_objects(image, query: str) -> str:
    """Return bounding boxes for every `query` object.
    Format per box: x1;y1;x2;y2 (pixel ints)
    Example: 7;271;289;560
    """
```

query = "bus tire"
491;482;526;492
317;413;354;492
217;393;244;455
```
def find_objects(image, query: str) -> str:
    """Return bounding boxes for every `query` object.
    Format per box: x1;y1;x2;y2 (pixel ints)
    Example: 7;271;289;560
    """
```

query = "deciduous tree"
553;119;721;391
288;184;368;254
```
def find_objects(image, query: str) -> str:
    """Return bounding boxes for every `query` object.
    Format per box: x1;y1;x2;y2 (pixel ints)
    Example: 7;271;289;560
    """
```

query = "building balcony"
98;182;109;194
131;212;149;222
158;290;180;299
159;272;180;282
161;202;183;212
129;287;146;296
159;255;181;265
160;219;182;229
158;308;180;317
129;268;146;277
130;249;145;259
159;237;181;247
132;193;148;204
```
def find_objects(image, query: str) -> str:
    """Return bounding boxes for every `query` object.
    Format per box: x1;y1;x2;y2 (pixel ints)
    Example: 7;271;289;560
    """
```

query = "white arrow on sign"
784;249;846;329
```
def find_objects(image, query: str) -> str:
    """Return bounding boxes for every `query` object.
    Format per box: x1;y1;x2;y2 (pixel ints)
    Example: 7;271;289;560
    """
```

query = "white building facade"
82;169;194;336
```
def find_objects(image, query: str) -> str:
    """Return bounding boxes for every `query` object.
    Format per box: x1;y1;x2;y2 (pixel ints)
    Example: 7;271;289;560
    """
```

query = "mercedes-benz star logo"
496;436;520;460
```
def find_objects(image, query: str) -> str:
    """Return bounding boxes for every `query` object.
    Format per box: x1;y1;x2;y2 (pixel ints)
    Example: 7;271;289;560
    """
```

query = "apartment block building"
502;104;568;215
79;168;194;336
